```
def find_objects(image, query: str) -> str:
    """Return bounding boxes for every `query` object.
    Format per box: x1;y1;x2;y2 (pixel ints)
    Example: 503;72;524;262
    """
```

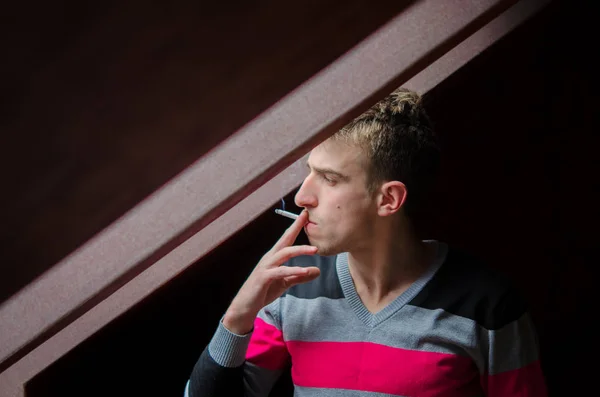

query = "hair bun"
390;88;422;116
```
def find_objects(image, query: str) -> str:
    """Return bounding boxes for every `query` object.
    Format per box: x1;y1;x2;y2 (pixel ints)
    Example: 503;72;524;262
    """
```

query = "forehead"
308;139;368;176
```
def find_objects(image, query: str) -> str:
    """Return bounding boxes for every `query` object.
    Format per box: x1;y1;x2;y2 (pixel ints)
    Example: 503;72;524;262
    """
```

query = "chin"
312;242;344;257
308;234;347;256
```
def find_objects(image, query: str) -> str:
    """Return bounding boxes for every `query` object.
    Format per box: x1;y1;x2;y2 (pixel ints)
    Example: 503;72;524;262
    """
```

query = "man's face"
294;139;378;256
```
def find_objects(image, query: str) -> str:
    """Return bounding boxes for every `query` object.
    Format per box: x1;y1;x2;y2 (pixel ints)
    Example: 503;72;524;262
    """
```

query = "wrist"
223;308;256;335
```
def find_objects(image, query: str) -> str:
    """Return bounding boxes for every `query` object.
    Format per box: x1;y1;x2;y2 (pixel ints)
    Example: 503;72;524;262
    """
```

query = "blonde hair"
333;87;440;217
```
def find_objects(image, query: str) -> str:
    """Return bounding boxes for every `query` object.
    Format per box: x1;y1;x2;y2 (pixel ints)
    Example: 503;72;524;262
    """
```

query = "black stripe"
409;247;527;330
188;347;244;397
284;255;343;299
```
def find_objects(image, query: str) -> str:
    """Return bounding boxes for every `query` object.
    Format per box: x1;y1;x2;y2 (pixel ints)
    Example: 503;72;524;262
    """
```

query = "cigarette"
274;209;299;220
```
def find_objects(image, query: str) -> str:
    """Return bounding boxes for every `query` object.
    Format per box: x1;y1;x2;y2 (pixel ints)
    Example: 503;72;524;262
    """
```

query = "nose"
294;175;318;208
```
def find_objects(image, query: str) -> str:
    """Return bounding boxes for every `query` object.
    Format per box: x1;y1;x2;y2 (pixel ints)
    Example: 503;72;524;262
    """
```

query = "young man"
185;88;547;396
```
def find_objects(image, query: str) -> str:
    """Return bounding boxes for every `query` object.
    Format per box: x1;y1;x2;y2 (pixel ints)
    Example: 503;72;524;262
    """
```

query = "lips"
305;220;317;235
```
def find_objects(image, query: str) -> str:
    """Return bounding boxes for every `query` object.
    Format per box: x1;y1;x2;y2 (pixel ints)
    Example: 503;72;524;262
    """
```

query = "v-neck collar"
336;240;447;328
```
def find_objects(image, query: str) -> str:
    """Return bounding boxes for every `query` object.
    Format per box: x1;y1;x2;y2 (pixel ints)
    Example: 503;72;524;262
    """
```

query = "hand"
223;210;320;335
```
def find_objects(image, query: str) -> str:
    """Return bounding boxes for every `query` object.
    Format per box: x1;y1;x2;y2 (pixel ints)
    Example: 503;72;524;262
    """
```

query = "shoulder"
409;245;527;330
283;254;343;299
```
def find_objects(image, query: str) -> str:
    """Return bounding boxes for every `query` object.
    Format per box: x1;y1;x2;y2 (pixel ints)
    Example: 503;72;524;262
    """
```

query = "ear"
376;181;407;216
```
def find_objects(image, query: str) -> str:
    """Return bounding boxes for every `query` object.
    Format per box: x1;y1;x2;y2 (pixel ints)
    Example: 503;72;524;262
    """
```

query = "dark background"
24;0;598;396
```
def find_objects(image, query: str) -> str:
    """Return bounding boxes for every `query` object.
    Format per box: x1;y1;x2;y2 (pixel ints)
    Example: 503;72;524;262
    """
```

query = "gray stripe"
294;386;408;397
282;294;482;362
294;386;485;397
243;361;284;397
336;241;447;327
485;312;540;375
257;299;282;329
284;295;539;375
281;295;366;341
208;320;252;368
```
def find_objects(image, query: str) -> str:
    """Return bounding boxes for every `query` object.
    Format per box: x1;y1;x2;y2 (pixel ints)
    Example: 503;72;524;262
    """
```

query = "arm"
480;293;548;396
184;210;320;397
187;301;289;397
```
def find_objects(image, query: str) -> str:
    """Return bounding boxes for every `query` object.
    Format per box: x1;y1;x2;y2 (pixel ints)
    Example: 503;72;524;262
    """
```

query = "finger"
282;267;321;286
271;210;309;252
269;265;320;282
265;245;317;268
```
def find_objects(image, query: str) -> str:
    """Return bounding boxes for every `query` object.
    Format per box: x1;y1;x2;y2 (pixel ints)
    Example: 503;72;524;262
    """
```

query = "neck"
347;217;434;304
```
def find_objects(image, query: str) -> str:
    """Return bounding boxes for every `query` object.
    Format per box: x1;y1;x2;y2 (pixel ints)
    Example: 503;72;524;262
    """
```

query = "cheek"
330;202;367;227
323;189;372;223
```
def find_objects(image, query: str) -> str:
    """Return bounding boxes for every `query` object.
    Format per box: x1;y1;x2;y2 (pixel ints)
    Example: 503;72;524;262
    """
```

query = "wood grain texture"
0;0;414;304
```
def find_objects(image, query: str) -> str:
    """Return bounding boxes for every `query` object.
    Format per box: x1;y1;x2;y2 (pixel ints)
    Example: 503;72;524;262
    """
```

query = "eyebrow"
306;162;350;181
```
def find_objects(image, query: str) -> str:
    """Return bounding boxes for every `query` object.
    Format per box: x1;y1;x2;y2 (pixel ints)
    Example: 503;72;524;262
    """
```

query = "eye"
321;174;337;185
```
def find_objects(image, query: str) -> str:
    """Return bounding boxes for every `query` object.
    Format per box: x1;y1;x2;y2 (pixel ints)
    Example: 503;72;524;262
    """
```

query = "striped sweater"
186;241;547;396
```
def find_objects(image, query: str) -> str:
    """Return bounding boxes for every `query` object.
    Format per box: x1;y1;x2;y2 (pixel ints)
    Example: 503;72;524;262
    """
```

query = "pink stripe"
287;341;480;397
483;360;548;397
245;317;289;371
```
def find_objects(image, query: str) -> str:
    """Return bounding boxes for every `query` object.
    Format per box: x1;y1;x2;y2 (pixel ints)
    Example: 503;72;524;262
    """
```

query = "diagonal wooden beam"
0;0;416;305
0;0;551;395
